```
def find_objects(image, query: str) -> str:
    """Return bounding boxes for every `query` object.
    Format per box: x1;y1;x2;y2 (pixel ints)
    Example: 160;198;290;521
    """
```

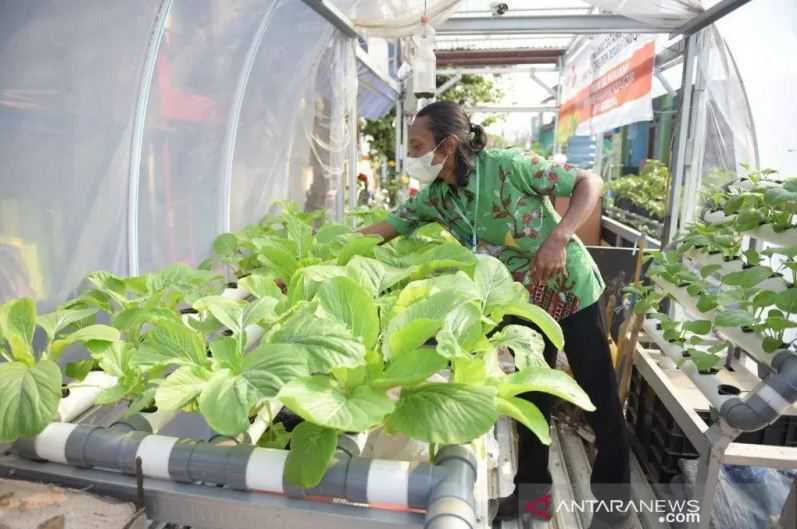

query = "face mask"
406;140;447;184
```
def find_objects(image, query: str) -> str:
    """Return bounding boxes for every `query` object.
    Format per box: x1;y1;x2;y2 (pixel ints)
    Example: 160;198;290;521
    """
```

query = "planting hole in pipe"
700;368;720;375
718;384;741;396
180;307;199;315
141;404;158;413
61;386;71;398
223;329;234;336
226;281;238;289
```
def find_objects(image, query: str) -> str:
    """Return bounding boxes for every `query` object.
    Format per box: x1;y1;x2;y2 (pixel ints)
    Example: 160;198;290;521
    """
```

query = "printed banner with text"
558;34;655;143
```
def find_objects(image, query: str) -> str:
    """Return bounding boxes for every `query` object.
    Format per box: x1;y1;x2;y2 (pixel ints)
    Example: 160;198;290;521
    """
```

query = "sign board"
558;34;656;143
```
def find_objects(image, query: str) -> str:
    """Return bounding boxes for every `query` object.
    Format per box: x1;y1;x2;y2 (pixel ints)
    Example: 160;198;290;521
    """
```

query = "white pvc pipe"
245;448;288;493
366;459;411;506
244;324;265;351
136;435;178;479
643;320;733;411
242;399;283;444
703;210;736;225
223;287;250;301
58;371;118;422
33;423;78;464
140;410;178;433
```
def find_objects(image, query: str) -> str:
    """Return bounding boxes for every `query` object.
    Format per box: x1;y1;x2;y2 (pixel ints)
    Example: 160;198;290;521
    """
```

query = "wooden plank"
723;443;797;469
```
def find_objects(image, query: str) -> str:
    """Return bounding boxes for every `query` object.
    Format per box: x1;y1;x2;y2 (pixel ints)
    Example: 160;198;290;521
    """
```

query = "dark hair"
416;101;486;186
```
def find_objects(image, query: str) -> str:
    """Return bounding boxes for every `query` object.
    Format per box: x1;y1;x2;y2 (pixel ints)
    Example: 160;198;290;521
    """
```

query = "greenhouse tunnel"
1;2;797;529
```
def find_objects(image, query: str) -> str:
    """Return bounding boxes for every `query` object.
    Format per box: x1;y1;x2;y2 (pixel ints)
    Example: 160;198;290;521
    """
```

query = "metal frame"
635;345;797;529
438;14;672;35
464;106;558;114
0;456;424;529
219;3;279;237
127;0;173;276
676;0;753;36
300;0;360;39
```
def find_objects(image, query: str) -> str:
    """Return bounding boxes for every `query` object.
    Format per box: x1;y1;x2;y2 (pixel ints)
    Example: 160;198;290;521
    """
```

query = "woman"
362;101;630;529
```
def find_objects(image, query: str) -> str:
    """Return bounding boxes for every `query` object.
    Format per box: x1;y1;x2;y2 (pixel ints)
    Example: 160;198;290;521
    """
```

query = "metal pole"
663;32;698;244
679;32;708;232
219;2;279;236
127;0;173;276
676;0;752;36
693;425;733;529
553;57;563;156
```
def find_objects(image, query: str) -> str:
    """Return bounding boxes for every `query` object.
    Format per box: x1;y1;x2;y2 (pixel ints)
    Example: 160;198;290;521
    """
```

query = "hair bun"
469;123;487;153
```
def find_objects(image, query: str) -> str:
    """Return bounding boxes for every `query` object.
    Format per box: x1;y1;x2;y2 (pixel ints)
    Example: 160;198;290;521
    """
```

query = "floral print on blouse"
387;149;605;321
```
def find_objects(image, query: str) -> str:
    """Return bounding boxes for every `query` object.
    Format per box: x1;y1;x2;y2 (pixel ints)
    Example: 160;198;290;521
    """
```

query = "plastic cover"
0;1;162;308
0;0;358;309
339;0;462;38
583;0;703;28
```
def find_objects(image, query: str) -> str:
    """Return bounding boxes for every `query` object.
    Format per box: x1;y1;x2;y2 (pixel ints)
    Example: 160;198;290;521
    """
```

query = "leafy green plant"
606;160;669;220
0;298;119;442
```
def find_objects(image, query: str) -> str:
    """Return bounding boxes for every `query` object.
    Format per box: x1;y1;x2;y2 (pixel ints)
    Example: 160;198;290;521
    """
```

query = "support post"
553;57;563;155
693;424;733;529
127;0;173;276
664;32;698;244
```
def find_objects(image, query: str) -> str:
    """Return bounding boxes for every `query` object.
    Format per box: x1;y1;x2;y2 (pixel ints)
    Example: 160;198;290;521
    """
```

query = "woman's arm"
533;169;602;282
359;220;400;243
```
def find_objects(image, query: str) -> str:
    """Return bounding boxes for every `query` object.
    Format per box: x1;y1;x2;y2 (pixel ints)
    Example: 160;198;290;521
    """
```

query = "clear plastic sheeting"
0;1;162;309
583;0;703;28
0;0;359;309
230;2;357;229
338;0;462;38
717;0;797;175
137;0;275;274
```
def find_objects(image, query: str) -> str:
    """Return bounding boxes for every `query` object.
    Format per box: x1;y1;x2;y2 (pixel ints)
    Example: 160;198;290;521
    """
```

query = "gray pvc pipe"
424;446;478;529
15;421;476;513
720;351;797;431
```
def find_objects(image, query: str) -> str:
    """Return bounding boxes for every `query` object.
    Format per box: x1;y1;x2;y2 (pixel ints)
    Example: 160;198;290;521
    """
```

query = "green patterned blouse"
387;149;605;321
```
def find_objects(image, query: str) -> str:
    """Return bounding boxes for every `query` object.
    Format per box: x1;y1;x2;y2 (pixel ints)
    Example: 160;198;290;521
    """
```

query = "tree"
362;74;503;164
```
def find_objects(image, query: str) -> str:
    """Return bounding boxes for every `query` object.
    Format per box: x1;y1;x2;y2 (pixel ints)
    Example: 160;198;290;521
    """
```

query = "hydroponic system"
0;2;795;529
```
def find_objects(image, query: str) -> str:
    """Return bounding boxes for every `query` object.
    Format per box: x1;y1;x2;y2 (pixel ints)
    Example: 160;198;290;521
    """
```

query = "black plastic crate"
650;423;699;457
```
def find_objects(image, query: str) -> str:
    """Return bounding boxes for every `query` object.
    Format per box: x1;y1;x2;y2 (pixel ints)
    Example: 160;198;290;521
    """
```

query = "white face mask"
406;140;447;185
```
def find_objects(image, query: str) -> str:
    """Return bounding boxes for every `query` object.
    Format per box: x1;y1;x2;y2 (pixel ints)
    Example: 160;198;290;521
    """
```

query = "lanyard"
450;162;480;252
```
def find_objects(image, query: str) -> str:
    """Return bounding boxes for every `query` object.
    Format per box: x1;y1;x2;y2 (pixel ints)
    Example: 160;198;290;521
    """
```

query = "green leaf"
98;343;133;377
143;320;207;367
127;387;157;416
474;255;524;312
775;288;797;314
489;302;564;351
86;271;129;306
64;359;95;381
714;309;756;328
395;272;480;312
753;290;779;309
697;295;719;313
764;316;797;332
95;383;131;405
269;304;366;373
257;240;299;281
371;348;448;389
38;307;98;341
156;366;211;410
238;274;284;300
198;370;253;436
194;296;244;333
346;256;410;297
490;325;547;370
258;422;292;449
496;396;550;445
435;302;484;359
0;360;62;442
763;336;785;353
1;298;36;364
316;276;379;350
209;336;240;370
700;264;722;278
113;307;178;333
406;243;477;278
288;265;348;305
688;351;723;372
385;291;473;359
213;233;239;258
337;236;381;265
385;383;497;444
497;368;595;411
241;343;309;399
316;224;353;244
683;320;712;335
49;324;120;362
278;376;394;432
722;267;773;289
453;357;487;385
284;422;338;488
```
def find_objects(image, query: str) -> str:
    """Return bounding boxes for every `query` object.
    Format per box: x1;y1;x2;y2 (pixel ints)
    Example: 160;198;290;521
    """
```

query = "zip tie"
632;238;639;256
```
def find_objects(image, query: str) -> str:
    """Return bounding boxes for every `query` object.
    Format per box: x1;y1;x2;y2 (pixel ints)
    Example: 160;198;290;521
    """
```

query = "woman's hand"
532;231;569;283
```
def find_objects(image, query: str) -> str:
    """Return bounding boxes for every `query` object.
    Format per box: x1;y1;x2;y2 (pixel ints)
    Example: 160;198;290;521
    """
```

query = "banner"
558;34;656;143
